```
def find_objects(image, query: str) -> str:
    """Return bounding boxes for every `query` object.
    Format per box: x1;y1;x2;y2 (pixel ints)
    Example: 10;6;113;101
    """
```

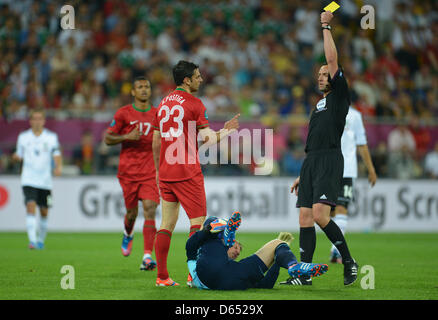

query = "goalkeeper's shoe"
223;211;241;247
288;262;328;279
140;256;156;271
344;259;359;286
280;276;312;286
156;277;180;287
210;218;227;233
121;234;134;257
28;242;37;250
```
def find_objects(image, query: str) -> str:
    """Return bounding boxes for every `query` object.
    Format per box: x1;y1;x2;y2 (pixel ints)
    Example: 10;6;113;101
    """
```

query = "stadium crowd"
0;0;437;179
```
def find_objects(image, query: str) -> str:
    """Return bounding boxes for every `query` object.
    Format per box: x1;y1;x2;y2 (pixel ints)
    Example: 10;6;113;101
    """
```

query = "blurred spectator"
388;145;418;179
408;116;431;159
424;142;438;179
387;124;421;179
72;130;94;174
371;142;389;178
387;124;416;154
281;126;305;176
0;0;437;178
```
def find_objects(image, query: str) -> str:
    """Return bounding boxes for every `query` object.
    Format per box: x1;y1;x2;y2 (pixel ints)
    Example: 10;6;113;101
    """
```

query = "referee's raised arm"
321;11;338;78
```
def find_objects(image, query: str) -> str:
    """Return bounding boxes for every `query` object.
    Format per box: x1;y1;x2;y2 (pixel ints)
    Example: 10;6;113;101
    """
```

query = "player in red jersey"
152;60;240;286
104;76;159;271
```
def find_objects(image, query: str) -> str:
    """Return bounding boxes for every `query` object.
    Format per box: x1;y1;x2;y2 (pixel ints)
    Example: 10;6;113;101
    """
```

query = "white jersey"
16;128;61;190
341;107;367;178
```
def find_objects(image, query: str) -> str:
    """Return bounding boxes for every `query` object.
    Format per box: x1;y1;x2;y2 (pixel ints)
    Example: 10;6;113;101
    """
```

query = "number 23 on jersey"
159;105;184;138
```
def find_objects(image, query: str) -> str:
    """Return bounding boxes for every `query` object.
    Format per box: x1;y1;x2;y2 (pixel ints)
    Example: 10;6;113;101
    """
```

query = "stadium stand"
0;0;437;178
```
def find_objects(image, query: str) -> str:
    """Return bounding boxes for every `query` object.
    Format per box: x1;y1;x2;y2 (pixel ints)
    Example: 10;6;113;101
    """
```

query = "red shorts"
119;177;160;209
159;173;206;219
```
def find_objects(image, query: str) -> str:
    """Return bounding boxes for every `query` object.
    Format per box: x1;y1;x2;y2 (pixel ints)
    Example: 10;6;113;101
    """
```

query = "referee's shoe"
280;276;312;286
344;259;359;286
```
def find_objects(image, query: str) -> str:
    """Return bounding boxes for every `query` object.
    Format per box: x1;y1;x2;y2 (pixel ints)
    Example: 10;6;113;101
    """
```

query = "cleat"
344;259;359;286
223;211;241;247
140;256;156;271
280;276;312;286
36;242;44;250
156;277;180;287
330;249;342;264
288;262;329;279
29;242;37;250
187;273;193;287
121;234;134;257
209;219;227;233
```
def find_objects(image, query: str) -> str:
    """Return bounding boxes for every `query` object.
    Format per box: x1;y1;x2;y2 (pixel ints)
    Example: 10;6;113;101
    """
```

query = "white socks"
38;216;48;244
334;214;347;234
26;214;48;245
26;214;37;244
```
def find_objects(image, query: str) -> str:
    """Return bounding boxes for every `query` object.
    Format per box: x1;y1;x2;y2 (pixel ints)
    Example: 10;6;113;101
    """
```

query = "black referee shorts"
296;149;344;209
22;186;52;208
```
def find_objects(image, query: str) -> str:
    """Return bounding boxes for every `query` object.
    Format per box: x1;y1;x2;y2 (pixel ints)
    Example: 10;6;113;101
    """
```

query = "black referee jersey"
305;68;350;153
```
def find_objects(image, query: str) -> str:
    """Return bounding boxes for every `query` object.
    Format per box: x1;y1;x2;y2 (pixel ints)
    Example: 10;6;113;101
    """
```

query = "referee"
288;10;358;286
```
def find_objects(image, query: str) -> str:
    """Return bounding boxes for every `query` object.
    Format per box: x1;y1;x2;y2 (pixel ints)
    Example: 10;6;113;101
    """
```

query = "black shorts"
336;177;353;208
296;149;343;208
22;186;52;208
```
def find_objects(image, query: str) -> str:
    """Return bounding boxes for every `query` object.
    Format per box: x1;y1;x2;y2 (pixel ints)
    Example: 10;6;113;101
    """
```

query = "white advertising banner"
0;176;437;232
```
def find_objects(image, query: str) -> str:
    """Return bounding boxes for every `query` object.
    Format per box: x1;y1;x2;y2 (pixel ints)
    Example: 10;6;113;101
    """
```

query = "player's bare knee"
299;211;314;227
142;201;157;220
26;202;36;213
40;208;49;217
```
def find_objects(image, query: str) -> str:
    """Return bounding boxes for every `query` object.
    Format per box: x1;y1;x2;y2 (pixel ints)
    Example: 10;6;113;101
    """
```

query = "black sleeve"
329;68;350;103
186;230;212;261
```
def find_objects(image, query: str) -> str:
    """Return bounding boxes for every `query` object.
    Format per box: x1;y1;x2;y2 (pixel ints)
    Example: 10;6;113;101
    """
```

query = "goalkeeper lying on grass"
186;211;329;290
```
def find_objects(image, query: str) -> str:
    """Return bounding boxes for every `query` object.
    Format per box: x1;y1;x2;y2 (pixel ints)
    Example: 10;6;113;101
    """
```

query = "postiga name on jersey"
315;98;327;112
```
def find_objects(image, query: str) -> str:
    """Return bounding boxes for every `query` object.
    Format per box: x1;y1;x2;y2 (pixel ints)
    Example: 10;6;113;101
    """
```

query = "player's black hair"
132;76;149;87
172;60;199;86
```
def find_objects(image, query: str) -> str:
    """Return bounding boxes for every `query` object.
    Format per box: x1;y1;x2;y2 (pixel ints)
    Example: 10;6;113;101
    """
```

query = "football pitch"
1;232;437;300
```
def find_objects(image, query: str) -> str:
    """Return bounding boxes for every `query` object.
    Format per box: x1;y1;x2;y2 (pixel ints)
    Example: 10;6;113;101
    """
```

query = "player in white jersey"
12;108;63;249
330;106;377;263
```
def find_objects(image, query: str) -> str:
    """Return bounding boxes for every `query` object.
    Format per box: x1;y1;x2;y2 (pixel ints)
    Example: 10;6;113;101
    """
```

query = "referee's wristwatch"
321;24;331;30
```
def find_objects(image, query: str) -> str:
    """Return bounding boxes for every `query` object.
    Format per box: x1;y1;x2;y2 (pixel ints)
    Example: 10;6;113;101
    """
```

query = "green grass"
1;232;437;300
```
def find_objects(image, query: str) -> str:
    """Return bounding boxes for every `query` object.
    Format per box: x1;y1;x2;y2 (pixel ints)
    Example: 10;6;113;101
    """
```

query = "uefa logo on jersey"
316;98;327;112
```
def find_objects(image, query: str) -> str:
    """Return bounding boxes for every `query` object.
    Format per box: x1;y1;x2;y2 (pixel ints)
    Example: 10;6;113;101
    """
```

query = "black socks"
321;219;353;264
299;227;316;263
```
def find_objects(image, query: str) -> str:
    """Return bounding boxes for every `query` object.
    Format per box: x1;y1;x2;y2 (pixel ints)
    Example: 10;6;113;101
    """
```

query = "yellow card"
324;1;340;13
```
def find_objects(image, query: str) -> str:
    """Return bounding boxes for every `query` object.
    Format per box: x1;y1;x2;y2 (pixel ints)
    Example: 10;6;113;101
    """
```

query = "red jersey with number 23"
152;89;209;182
107;104;157;182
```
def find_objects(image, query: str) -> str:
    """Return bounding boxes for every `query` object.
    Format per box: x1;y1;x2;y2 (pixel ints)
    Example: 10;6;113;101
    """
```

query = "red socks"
143;220;156;254
155;224;201;280
155;229;172;280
